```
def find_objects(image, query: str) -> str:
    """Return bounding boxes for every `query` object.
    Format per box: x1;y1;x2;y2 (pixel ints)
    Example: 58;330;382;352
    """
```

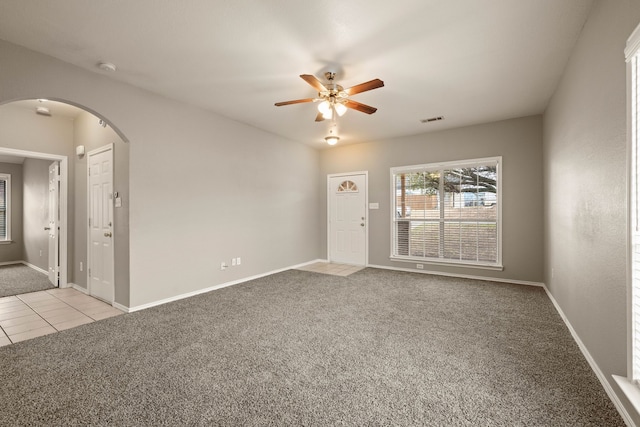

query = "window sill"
613;375;640;416
0;240;14;245
390;255;504;271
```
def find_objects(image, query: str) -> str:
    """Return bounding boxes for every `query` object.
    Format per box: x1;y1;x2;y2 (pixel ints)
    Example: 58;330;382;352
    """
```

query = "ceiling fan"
275;72;384;122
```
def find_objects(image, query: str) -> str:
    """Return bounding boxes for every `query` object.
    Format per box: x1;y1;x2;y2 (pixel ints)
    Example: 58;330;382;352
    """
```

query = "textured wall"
320;115;544;283
543;0;640;423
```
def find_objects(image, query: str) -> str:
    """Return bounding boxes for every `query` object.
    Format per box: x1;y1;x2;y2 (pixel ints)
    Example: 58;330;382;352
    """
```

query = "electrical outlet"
231;258;237;266
39;250;42;257
80;261;83;272
237;257;241;265
221;262;228;270
416;264;423;270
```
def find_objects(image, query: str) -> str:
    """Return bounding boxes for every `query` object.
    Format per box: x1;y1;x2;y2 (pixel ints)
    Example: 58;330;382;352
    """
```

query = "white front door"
88;145;114;303
47;162;59;286
328;173;367;265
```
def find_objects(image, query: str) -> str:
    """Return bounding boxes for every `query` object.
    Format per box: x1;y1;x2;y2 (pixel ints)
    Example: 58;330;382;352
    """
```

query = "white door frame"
327;171;369;265
0;147;68;287
47;161;60;286
86;143;115;302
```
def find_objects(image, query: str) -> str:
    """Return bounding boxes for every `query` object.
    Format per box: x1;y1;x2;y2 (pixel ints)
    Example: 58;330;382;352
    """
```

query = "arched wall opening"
0;98;130;308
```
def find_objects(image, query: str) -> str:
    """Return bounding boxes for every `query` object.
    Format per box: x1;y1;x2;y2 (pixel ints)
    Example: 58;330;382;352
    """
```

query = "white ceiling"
0;0;594;148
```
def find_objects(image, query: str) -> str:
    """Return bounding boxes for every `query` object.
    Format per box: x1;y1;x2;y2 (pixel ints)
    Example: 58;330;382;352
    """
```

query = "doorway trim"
0;147;68;287
327;171;369;265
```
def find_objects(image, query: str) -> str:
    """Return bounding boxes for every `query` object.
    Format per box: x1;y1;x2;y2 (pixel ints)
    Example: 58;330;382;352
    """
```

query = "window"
0;174;11;241
337;180;359;193
615;21;640;411
390;157;501;268
627;24;640;385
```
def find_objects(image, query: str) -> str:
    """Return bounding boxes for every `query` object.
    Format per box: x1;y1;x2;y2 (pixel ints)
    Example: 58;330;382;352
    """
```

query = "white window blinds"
0;178;6;240
0;174;11;242
390;157;501;268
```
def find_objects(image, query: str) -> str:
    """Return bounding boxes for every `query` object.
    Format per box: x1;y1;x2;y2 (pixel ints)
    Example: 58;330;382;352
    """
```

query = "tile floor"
0;288;124;346
296;262;364;277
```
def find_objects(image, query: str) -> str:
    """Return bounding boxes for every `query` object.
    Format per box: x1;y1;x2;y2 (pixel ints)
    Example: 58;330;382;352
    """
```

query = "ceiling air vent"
420;116;444;123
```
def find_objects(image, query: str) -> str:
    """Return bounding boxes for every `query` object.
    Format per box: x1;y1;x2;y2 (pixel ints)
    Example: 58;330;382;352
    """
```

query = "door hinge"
88;268;91;277
89;218;91;227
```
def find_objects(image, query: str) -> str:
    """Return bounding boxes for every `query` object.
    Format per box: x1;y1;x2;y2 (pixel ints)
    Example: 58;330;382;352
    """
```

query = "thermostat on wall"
76;145;85;156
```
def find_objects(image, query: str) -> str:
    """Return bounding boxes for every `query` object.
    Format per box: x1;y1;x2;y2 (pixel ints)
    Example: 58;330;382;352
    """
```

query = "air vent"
420;116;444;123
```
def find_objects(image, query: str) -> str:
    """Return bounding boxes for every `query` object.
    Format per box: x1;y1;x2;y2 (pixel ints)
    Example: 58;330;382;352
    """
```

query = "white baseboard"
366;263;544;287
72;284;89;295
292;259;328;268
0;260;47;276
21;261;48;275
543;286;634;426
0;260;22;267
72;283;126;312
126;259;326;313
112;301;128;312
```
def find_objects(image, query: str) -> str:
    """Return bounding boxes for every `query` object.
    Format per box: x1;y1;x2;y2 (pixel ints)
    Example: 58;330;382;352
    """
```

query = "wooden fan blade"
345;79;384;96
315;112;325;122
300;74;327;92
274;98;315;106
344;99;378;114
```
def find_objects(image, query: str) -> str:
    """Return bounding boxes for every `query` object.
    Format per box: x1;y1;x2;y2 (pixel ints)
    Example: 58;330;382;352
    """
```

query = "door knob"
104;232;112;237
44;227;51;231
360;223;365;227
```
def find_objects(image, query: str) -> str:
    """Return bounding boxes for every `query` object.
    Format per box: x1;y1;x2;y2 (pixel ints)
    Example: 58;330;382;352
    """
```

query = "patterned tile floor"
0;288;123;346
296;262;365;277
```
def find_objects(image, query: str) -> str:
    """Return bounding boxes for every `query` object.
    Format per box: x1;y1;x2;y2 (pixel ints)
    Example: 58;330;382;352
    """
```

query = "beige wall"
0;39;321;308
543;0;640;423
320;115;544;283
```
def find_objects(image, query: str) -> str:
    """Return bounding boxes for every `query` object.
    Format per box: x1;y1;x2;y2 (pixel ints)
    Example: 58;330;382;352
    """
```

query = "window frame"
613;20;640;416
389;156;502;270
0;173;11;243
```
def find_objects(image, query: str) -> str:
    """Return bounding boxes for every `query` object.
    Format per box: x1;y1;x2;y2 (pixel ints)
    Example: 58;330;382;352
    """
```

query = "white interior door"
47;162;59;286
88;145;114;303
329;173;367;265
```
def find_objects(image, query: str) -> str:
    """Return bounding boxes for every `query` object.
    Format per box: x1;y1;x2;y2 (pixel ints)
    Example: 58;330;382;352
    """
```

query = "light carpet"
0;263;54;298
0;268;623;425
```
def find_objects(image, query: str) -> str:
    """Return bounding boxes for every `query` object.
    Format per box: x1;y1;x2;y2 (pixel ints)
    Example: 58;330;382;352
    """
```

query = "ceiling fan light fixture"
334;103;347;117
318;101;333;119
35;106;51;116
325;135;339;146
318;100;330;114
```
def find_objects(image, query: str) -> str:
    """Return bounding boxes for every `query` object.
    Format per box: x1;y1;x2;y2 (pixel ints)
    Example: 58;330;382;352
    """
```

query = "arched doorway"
0;99;129;308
